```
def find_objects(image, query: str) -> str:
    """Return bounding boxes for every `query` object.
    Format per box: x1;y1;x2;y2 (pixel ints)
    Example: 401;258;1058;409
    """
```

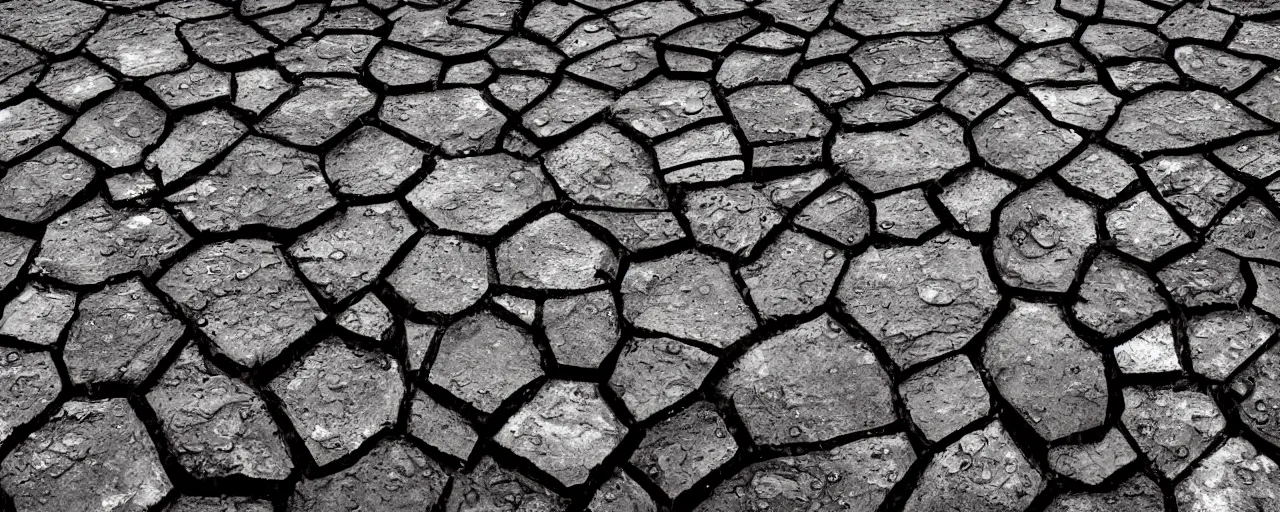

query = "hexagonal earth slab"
148;344;293;480
983;300;1109;441
837;232;999;369
270;338;404;467
622;250;757;349
1;399;172;512
406;153;557;237
157;239;326;367
496;380;626;486
428;310;544;414
719;315;896;445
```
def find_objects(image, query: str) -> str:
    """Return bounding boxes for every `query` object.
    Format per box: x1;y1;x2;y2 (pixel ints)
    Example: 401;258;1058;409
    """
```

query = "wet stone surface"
2;0;1280;509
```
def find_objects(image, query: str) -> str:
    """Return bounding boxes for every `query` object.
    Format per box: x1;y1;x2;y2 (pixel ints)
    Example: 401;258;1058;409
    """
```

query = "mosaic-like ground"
2;0;1280;510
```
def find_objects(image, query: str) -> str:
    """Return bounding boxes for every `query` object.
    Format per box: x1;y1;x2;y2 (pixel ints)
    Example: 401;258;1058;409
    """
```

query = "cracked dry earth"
5;0;1280;511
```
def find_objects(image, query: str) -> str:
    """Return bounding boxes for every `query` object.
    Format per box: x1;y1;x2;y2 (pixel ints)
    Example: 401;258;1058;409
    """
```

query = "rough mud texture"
2;0;1280;509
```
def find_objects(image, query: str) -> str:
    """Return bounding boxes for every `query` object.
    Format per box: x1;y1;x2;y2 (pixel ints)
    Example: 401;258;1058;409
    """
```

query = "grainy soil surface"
1;0;1280;510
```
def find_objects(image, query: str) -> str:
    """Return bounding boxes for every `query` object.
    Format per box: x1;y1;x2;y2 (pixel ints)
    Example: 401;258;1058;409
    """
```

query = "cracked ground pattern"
4;0;1280;511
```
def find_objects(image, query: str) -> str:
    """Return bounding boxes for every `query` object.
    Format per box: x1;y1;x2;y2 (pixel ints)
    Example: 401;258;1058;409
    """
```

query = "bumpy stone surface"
62;91;163;168
407;153;555;237
148;344;293;479
994;181;1098;292
496;380;626;486
543;124;667;209
836;0;999;35
388;234;490;316
497;213;618;289
1176;437;1280;512
0;147;92;224
408;389;478;461
1107;90;1269;155
1;399;172;512
158;239;325;367
1047;475;1165;512
257;78;375;147
1122;386;1225;478
1142;154;1243;230
1232;341;1280;448
974;96;1081;178
270;338;403;466
682;183;784;256
382;88;506;156
902;421;1044;512
837;232;999;368
741;230;843;318
984;300;1109;441
0;284;76;346
5;1;1280;508
289;438;448;510
609;335;714;421
832;114;969;193
1115;321;1181;375
1048;427;1137;485
900;354;990;442
630;401;738;499
590;469;656;512
544;290;620;369
1072;252;1167;338
428;311;543;413
35;197;192;285
64;279;183;387
147;108;246;185
445;457;569;511
85;13;187;77
720;315;895;444
325;127;424;197
697;433;916;511
622;250;756;348
290;202;414;302
167;136;336;233
1190;309;1276;381
0;348;60;444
